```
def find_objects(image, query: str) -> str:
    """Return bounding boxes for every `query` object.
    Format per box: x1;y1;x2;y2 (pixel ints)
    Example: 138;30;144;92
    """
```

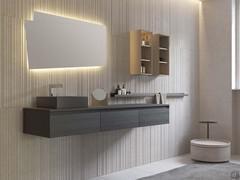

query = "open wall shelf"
130;30;154;75
111;93;188;98
153;34;170;75
130;30;170;76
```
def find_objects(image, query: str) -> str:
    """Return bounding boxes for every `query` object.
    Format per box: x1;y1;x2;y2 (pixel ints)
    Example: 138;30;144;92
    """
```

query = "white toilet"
190;121;231;163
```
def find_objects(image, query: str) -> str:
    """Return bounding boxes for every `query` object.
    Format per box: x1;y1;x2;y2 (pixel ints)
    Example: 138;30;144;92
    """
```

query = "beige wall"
0;0;200;179
233;91;240;153
199;0;233;143
232;0;240;154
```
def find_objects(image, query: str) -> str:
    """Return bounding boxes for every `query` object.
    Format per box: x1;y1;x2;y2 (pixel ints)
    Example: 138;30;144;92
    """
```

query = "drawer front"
101;110;139;131
51;112;100;137
139;108;169;127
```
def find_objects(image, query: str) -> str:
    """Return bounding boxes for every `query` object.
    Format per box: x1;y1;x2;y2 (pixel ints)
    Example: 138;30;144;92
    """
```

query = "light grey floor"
91;154;240;180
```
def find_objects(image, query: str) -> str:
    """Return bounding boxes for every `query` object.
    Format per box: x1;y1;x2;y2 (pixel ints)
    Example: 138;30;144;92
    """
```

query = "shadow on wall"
47;128;132;179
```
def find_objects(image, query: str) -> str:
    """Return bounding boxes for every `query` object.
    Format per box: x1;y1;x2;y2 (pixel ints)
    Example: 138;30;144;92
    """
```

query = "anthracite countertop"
24;104;169;112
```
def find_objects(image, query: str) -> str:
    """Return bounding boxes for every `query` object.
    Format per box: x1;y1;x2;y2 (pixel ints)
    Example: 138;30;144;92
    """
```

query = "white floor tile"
90;154;192;180
91;154;240;180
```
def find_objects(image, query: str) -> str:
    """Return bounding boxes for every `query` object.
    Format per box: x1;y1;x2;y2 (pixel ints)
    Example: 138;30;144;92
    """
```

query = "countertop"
24;104;169;112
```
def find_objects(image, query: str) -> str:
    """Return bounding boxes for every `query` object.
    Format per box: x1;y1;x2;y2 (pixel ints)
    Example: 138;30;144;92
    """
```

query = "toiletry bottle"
145;34;149;45
117;84;122;95
122;84;127;95
155;93;160;104
115;85;120;95
142;64;146;74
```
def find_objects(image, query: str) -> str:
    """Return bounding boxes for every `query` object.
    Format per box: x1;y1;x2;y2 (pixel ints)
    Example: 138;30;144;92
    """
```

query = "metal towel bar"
166;93;188;98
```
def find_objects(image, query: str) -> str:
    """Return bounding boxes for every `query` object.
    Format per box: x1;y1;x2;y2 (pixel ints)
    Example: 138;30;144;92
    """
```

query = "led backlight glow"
30;66;102;72
33;10;105;26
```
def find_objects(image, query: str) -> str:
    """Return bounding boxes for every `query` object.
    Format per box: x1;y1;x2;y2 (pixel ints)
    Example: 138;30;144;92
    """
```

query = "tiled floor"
91;154;240;180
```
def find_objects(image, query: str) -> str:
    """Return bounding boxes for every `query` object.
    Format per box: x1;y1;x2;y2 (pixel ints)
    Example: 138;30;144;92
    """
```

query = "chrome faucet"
49;84;63;96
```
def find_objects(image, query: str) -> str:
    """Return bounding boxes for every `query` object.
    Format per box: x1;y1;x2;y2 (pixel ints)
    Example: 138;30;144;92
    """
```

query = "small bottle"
115;85;120;94
116;84;122;95
141;63;145;74
142;64;146;74
121;84;127;95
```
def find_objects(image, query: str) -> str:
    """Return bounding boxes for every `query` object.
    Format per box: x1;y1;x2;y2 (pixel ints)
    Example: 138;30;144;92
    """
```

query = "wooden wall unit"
130;31;170;76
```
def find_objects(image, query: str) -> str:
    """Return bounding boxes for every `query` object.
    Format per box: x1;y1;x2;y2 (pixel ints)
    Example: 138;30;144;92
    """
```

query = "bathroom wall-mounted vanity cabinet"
130;30;170;76
23;104;169;138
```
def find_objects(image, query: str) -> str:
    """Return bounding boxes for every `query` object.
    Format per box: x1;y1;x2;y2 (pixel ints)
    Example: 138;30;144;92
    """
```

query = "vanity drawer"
139;108;169;127
51;112;100;137
101;110;139;131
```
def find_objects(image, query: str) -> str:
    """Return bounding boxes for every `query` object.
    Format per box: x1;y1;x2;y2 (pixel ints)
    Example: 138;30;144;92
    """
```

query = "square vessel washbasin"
36;96;88;109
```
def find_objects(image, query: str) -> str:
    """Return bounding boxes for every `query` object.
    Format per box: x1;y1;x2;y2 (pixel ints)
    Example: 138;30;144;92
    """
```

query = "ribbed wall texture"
0;0;200;179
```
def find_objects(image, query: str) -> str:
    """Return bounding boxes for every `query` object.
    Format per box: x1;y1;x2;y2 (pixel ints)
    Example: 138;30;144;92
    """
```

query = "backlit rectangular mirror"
25;12;107;69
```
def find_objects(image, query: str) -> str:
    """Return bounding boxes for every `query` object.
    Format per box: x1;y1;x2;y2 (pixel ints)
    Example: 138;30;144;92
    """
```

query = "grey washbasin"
36;96;88;109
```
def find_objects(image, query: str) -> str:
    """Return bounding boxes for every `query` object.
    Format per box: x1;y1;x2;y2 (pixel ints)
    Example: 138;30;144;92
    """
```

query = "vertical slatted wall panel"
0;0;200;179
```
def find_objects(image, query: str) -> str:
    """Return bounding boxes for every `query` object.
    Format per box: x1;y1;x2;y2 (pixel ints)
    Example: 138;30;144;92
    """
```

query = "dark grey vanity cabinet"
101;110;139;131
24;110;100;138
139;108;169;127
23;109;50;137
51;112;100;137
23;104;169;138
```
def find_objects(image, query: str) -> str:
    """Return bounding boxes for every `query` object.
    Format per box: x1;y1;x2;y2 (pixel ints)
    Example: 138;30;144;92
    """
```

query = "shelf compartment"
153;34;170;75
130;30;153;75
141;46;152;60
159;35;169;49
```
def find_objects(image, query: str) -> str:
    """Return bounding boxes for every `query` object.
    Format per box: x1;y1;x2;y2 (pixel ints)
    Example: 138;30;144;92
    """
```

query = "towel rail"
166;93;188;98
